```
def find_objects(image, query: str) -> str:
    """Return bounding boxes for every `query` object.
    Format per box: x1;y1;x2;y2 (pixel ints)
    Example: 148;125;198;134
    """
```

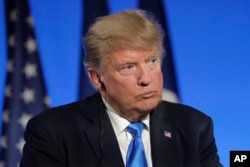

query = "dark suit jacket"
20;93;222;167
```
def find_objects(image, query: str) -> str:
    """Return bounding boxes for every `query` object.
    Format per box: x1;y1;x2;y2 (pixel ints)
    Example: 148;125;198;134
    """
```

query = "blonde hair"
83;9;165;69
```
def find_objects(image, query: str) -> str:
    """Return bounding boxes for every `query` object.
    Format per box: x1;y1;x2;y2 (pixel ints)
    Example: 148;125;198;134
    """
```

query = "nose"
137;65;152;86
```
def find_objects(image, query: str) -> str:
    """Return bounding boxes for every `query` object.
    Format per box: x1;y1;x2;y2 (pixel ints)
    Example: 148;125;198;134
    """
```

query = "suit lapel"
150;103;182;167
82;93;124;167
101;113;125;167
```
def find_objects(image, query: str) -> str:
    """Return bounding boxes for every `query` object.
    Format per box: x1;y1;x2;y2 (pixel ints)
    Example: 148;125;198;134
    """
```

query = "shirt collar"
101;96;150;136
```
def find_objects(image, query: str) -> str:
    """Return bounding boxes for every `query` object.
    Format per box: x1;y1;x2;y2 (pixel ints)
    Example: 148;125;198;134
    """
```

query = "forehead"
106;49;159;63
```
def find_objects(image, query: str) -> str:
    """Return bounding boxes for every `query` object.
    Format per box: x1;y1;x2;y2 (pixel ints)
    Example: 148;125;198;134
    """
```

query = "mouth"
139;91;156;99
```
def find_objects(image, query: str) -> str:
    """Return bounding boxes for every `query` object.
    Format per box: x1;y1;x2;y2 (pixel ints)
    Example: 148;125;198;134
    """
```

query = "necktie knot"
126;122;144;137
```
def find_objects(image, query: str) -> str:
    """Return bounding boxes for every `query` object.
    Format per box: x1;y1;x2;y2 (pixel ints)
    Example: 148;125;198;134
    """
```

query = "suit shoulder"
158;101;212;124
33;100;80;118
28;93;103;128
27;101;82;128
155;101;215;139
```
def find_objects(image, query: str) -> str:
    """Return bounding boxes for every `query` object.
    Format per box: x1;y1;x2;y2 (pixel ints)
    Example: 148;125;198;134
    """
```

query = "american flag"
164;130;172;139
79;0;109;99
0;0;49;166
139;0;180;102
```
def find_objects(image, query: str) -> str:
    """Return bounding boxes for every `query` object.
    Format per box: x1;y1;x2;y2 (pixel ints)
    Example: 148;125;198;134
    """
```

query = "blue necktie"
126;122;148;167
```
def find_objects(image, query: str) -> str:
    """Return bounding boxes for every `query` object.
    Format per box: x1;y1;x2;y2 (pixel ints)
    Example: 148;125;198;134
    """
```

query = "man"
20;10;222;167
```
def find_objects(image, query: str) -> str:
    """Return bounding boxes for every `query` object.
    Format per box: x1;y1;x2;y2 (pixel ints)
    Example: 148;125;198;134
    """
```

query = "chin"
138;98;161;112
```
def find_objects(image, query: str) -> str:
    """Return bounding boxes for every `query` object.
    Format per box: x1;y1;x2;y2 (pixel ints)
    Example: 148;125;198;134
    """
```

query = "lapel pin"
164;130;172;138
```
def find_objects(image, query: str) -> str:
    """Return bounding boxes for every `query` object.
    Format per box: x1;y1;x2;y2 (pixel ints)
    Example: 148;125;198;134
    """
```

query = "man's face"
100;49;163;121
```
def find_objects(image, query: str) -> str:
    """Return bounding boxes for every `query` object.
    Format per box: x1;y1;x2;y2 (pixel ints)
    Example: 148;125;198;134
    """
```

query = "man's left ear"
87;67;102;91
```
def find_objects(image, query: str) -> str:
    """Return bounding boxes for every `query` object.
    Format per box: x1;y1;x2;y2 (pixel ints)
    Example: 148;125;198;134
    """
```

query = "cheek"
153;70;163;85
114;78;137;90
107;78;138;98
104;74;134;90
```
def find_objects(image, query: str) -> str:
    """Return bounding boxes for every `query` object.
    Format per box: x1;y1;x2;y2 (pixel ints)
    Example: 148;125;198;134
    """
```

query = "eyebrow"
113;61;136;69
146;55;159;61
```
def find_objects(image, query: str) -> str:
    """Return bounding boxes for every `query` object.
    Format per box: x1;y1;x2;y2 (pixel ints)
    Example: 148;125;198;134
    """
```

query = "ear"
87;67;102;91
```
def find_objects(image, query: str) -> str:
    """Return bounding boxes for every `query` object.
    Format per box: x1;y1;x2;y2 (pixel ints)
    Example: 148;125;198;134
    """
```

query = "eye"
124;64;134;70
150;58;157;63
147;57;159;69
118;64;136;76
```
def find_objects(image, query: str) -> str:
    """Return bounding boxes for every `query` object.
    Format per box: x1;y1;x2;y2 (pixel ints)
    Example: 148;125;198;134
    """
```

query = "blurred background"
0;0;250;166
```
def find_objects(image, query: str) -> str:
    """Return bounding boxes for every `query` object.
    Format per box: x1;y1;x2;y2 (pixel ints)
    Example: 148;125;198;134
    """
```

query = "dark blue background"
1;0;250;166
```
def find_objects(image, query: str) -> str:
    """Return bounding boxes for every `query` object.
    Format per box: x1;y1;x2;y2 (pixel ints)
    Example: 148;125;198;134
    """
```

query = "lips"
139;91;155;99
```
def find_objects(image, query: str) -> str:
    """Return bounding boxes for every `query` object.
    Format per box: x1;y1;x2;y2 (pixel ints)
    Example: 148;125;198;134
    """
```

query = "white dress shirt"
102;97;152;167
